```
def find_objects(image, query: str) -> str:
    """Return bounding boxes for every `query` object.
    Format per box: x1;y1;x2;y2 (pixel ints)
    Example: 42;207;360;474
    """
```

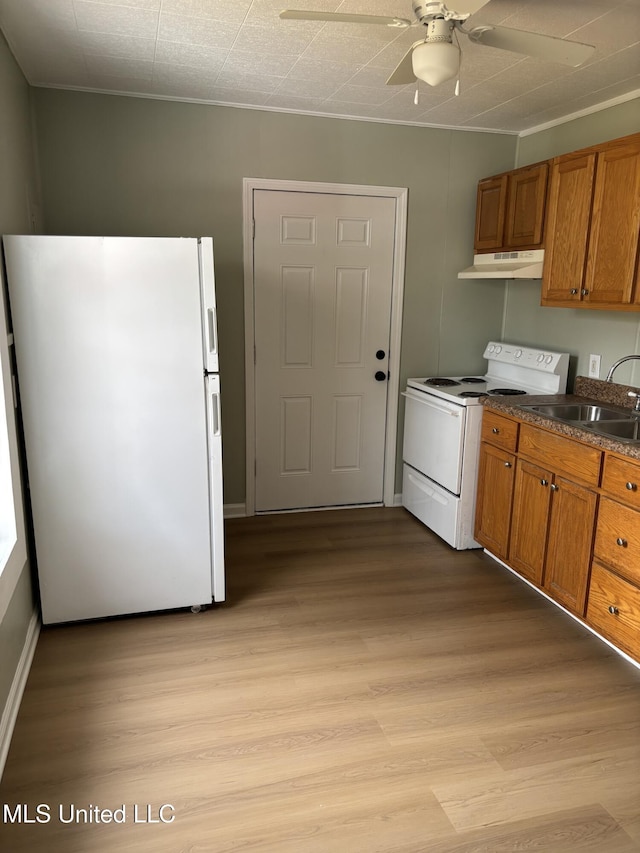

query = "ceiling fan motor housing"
412;1;449;24
425;17;455;42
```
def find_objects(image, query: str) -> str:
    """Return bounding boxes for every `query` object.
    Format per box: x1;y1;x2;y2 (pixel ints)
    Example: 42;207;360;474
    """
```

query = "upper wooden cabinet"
541;134;640;310
474;175;507;250
474;163;548;253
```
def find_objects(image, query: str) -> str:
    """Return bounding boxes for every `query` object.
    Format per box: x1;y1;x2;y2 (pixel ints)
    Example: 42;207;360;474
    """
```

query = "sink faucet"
605;354;640;383
605;354;640;414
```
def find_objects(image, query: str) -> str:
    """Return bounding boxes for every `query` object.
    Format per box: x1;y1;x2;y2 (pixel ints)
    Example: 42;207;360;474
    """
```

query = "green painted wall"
32;89;518;502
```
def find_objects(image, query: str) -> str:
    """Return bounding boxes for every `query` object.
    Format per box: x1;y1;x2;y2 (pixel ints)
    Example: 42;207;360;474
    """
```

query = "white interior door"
253;190;396;512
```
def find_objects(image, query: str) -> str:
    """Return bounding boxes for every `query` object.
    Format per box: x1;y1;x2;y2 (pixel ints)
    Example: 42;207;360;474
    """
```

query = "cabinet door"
474;175;507;251
543;476;597;616
541;153;596;305
584;141;640;305
474;442;515;560
504;163;548;249
587;561;640;662
509;460;552;585
593;496;640;586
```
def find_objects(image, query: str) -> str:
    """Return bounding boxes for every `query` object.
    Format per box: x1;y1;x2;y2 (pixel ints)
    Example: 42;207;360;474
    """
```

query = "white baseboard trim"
0;608;40;780
223;503;247;518
225;500;404;517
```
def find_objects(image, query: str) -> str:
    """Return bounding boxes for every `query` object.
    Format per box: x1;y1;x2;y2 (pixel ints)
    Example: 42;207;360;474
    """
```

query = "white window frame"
0;269;27;622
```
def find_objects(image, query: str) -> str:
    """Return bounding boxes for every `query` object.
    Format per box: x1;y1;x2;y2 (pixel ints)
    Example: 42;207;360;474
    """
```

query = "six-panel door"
253;190;397;512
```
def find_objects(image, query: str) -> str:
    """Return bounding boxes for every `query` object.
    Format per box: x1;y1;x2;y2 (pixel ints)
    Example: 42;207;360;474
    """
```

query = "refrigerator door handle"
205;373;225;602
199;238;219;373
212;386;221;437
207;307;218;358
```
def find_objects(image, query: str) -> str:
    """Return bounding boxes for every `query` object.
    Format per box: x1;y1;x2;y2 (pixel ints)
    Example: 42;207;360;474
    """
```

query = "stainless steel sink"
520;401;640;443
522;403;630;422
582;419;640;442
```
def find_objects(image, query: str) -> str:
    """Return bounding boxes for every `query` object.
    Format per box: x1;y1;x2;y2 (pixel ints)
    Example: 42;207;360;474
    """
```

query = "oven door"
401;388;466;495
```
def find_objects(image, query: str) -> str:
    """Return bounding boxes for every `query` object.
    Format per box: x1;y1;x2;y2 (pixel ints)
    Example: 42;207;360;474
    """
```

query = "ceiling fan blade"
445;0;491;15
465;24;595;67
386;45;417;85
279;10;411;27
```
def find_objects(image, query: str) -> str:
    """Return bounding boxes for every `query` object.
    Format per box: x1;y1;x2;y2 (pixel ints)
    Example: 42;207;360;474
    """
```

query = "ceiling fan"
279;1;595;89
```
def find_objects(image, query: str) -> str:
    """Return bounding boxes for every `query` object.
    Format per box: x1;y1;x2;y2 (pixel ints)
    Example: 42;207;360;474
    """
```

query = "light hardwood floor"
1;507;639;852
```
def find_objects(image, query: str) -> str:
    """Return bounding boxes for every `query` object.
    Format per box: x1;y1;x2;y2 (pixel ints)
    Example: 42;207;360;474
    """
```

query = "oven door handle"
401;390;462;417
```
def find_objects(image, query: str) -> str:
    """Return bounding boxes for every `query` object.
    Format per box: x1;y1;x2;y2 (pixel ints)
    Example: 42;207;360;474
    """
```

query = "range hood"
458;249;544;280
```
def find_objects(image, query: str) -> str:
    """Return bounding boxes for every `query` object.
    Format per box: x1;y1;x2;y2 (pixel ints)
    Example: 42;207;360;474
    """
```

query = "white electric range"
402;342;570;549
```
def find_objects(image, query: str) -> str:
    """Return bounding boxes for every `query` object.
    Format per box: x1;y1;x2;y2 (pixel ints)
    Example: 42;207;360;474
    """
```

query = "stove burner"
459;391;486;398
424;377;460;387
460;377;485;384
489;387;527;396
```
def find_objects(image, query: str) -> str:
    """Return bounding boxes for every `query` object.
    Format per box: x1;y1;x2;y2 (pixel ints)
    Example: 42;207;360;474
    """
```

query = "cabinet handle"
626;482;637;491
504;461;512;468
492;427;500;434
608;605;619;615
550;483;558;491
540;478;548;486
581;289;589;296
570;288;578;295
616;537;627;547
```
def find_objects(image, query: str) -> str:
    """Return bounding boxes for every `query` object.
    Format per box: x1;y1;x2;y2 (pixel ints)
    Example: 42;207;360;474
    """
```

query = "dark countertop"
482;376;640;461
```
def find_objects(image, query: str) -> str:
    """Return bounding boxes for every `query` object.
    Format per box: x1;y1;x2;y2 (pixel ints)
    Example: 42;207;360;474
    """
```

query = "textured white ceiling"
0;0;638;133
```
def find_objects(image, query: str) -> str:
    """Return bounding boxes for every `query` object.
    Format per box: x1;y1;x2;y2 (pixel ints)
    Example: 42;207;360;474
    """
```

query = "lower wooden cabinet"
474;442;515;561
509;459;551;585
507;458;596;615
587;562;640;661
543;476;597;616
475;406;640;663
593;496;640;583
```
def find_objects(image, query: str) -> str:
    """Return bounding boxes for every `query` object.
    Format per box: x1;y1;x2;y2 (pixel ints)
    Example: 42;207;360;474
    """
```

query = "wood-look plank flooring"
1;507;639;852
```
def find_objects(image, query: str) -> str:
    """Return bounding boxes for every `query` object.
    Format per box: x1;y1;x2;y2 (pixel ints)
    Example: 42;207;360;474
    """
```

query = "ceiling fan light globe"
412;41;460;86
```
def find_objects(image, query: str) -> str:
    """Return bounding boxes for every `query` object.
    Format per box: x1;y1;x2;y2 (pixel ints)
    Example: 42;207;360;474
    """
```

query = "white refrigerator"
2;235;224;624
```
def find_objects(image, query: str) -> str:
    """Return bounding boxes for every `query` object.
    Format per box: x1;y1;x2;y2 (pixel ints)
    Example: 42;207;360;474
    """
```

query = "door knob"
375;371;387;381
376;350;386;360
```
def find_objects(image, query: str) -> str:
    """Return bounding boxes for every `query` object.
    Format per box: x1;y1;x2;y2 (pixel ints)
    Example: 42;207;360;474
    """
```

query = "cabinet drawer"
587;561;640;662
519;424;601;486
602;454;640;509
594;496;640;585
481;410;518;452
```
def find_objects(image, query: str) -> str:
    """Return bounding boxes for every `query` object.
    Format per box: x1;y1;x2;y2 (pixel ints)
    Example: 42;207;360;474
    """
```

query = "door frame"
242;178;408;517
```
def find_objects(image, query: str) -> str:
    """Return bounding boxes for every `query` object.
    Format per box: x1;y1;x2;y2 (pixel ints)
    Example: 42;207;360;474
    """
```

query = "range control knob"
488;344;495;353
537;354;545;363
545;355;553;364
515;349;522;358
495;345;502;354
